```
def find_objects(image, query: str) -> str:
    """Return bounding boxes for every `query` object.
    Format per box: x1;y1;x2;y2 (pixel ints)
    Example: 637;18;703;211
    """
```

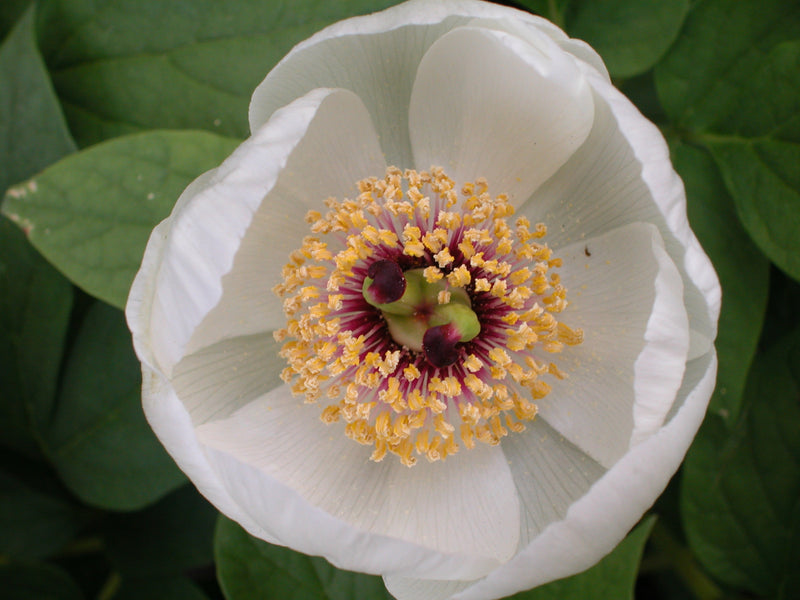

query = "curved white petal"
464;16;609;82
503;417;606;545
171;333;284;427
385;417;607;600
537;222;689;467
522;79;719;372
128;88;383;374
409;25;593;203
185;88;385;354
385;576;473;600
195;387;520;579
249;0;576;167
140;363;281;545
127;170;217;372
452;351;717;600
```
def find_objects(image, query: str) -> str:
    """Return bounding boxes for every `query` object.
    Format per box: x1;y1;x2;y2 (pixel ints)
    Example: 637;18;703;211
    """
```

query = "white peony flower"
125;1;721;598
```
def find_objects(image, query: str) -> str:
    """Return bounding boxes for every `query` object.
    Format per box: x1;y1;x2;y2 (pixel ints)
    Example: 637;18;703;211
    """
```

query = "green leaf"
0;455;90;560
514;0;569;26
655;0;800;280
681;329;800;597
0;561;84;600
36;0;399;146
516;1;689;77
655;0;799;131
508;517;655;599
2;130;239;308
105;484;217;577
44;301;184;511
0;218;73;457
707;133;800;283
0;1;30;41
672;143;769;421
214;516;393;600
0;4;76;196
565;0;689;78
112;576;209;600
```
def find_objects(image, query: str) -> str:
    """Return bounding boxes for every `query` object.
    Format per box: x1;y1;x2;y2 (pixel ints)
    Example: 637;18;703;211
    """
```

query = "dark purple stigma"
422;323;462;368
366;260;406;304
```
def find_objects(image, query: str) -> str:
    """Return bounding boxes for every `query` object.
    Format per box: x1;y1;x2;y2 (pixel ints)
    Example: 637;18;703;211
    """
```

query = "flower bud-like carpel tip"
363;259;407;305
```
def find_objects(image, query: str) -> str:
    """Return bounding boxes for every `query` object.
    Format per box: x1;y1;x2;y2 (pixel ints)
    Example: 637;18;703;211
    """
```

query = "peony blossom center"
273;167;583;466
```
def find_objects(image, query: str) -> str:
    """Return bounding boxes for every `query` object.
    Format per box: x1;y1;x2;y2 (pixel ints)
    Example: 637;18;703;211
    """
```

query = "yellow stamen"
274;167;581;466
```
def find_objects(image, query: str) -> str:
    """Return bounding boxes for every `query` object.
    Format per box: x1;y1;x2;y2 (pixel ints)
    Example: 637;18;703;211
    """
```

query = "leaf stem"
96;571;121;600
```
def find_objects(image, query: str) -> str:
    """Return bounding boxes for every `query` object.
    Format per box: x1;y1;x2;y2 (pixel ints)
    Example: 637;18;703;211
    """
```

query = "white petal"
522;78;719;373
408;25;593;204
503;417;606;546
184;88;385;354
140;363;281;545
171;333;283;427
127;170;217;372
537;222;689;467
195;387;519;579
384;576;473;600
130;88;383;373
248;0;575;167
463;16;609;82
385;418;606;600
453;351;718;600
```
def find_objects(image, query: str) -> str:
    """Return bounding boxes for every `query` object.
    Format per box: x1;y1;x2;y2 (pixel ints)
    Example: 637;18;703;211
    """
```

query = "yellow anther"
463;354;482;372
446;265;471;287
276;166;579;467
474;278;491;292
423;266;443;283
434;247;454;268
403;364;421;381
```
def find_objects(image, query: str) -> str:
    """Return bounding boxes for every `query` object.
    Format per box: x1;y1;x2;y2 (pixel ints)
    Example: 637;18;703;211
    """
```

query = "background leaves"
656;0;800;281
509;517;655;600
45;302;185;510
1;0;799;599
681;328;800;598
35;0;399;146
2;131;239;308
215;517;394;600
0;4;76;196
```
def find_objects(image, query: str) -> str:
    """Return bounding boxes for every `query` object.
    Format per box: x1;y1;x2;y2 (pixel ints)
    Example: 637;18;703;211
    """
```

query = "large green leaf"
0;455;89;560
44;301;184;510
0;6;75;457
514;0;569;26
516;0;688;77
36;0;398;146
681;329;800;597
214;516;393;600
655;0;799;131
2;130;239;308
708;132;800;283
565;0;689;78
0;218;73;457
105;484;217;577
672;143;769;421
0;0;31;41
0;4;76;195
509;517;655;599
656;0;800;280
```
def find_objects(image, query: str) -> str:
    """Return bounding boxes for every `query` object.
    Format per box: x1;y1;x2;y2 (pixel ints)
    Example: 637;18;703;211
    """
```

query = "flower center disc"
273;167;582;466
